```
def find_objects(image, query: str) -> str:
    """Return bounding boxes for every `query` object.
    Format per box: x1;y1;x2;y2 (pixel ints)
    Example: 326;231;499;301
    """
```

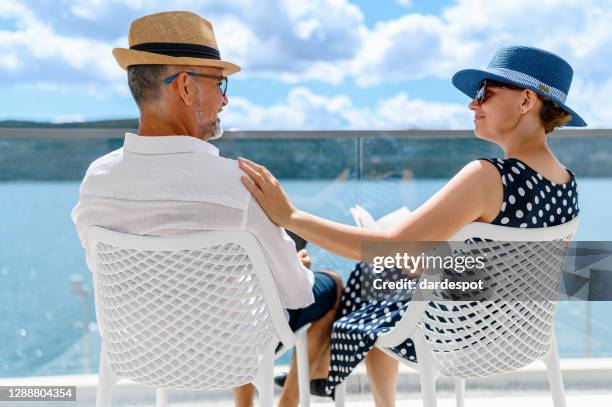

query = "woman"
240;46;585;406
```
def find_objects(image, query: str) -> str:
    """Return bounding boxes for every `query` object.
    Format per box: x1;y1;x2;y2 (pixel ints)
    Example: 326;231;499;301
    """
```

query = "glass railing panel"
1;131;611;380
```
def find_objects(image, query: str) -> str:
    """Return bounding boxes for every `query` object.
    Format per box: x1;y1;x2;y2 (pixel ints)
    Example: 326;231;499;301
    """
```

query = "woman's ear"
521;89;538;114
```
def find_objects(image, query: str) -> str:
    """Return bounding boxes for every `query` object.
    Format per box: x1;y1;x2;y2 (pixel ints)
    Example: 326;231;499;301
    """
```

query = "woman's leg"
232;384;253;407
364;347;399;407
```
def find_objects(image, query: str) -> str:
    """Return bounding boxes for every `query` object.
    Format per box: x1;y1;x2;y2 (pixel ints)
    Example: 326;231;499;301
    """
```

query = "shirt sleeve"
71;192;103;274
71;199;87;249
244;196;315;309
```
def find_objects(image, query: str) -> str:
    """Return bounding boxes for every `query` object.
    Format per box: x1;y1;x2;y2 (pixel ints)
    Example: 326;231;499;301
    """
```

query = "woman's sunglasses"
475;80;489;104
475;80;523;104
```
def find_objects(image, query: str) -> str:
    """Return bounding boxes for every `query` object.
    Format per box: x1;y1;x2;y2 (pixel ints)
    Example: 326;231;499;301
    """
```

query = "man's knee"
318;269;344;311
319;269;344;291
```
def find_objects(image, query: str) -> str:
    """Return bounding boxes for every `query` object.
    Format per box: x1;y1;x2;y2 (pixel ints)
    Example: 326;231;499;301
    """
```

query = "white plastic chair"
335;217;579;407
87;227;311;407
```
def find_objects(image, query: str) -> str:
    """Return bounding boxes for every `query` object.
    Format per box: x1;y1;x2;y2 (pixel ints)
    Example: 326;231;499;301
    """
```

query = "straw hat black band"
130;42;221;60
114;12;240;75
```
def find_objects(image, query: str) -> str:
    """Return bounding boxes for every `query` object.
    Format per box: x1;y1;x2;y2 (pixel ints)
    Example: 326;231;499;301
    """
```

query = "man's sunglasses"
163;71;228;96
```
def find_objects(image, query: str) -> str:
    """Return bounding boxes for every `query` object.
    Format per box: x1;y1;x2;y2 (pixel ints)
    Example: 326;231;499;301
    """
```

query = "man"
71;11;342;407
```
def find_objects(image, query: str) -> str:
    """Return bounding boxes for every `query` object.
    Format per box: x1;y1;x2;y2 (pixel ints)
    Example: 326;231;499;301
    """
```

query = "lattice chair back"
419;218;579;379
88;227;295;390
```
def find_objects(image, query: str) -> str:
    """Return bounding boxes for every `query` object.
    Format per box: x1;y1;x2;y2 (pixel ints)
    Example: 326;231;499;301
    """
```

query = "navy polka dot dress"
325;157;579;396
482;157;579;227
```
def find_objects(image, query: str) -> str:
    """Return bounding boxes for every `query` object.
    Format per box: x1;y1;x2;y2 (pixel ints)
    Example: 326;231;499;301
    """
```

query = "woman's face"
469;82;525;143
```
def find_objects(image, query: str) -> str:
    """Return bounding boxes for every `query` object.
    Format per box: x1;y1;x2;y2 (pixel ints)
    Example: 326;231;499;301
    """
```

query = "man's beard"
209;119;224;140
196;112;221;140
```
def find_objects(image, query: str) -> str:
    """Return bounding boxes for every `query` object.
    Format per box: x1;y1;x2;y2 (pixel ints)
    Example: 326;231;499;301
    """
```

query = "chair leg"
414;334;438;407
254;340;276;407
454;378;465;407
295;331;311;406
334;381;346;407
96;344;117;407
419;367;438;407
156;388;168;407
543;334;567;407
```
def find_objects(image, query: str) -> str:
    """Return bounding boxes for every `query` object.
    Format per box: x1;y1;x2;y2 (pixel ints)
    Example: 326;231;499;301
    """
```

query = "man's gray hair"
127;65;169;107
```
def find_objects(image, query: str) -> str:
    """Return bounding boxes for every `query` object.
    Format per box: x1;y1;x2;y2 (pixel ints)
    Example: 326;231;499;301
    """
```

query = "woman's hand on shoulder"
238;157;297;228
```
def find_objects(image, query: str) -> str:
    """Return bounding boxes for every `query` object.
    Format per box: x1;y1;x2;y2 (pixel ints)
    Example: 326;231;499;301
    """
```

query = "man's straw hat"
113;11;240;76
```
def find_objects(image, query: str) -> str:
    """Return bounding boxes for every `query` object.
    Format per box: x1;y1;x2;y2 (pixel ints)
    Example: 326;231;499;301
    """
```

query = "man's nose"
221;93;228;107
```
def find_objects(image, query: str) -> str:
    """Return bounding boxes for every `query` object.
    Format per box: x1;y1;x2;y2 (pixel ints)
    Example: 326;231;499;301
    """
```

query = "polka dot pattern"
325;263;414;395
482;157;579;228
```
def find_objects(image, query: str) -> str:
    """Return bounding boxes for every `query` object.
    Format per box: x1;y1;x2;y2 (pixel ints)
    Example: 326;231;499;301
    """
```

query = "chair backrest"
419;218;579;379
87;227;294;390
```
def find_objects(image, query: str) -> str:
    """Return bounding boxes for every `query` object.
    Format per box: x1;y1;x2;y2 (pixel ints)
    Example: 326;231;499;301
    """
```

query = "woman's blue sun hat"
452;45;586;127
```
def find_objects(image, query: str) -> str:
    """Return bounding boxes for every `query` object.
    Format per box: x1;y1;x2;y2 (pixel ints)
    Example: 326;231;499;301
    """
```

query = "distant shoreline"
0;121;606;139
0;119;139;129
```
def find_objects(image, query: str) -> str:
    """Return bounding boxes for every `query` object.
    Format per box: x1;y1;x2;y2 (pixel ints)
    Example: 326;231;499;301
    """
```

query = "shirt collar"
123;133;219;156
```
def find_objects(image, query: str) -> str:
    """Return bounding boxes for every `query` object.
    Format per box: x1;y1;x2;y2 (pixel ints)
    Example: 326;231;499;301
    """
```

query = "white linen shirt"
71;133;315;309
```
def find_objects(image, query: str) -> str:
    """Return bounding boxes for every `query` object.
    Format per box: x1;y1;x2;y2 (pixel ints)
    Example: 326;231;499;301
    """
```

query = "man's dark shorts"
287;271;338;332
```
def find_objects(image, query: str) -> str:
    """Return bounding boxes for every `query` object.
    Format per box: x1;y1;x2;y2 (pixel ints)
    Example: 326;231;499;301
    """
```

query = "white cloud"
570;77;612;129
1;0;611;128
353;0;612;86
223;87;358;130
0;0;125;92
373;93;471;129
2;0;611;90
222;87;472;130
0;0;365;86
51;113;86;124
352;14;450;86
213;0;365;82
346;0;612;127
0;53;18;70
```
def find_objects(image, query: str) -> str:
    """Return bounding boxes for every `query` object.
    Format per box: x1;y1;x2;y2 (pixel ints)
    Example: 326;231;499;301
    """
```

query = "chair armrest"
375;270;439;348
274;323;311;360
375;299;426;348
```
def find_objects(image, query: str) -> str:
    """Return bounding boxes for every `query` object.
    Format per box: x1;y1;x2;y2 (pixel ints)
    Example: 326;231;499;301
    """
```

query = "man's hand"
297;249;312;269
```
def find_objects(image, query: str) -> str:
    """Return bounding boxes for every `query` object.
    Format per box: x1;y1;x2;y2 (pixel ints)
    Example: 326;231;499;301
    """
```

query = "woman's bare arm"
239;158;501;260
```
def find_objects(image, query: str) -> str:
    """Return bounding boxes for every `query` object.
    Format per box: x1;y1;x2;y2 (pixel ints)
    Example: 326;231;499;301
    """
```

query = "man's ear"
175;73;193;106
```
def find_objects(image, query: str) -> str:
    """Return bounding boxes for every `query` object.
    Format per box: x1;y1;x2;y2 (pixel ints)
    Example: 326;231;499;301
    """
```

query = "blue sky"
1;0;610;129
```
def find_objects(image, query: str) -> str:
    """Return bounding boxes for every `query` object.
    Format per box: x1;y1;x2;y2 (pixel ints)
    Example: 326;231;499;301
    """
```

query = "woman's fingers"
238;160;265;187
237;158;257;175
238;157;264;177
238;157;295;228
239;158;277;190
240;175;263;199
239;157;263;171
239;157;275;180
